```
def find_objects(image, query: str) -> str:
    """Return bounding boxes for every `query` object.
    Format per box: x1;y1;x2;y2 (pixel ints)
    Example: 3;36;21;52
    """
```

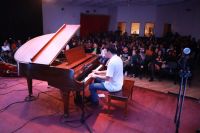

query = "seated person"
120;46;131;75
99;44;109;64
91;43;100;55
87;45;124;106
1;40;11;52
1;40;11;62
130;49;143;77
149;50;165;81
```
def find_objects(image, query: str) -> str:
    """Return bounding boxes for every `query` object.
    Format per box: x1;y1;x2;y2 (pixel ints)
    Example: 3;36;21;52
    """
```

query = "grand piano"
14;24;103;116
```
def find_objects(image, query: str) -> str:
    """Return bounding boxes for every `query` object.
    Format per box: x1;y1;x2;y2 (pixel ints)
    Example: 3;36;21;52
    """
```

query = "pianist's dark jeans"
89;77;107;103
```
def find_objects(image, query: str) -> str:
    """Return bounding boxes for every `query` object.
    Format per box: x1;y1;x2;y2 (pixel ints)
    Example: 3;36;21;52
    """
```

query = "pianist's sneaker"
85;96;100;107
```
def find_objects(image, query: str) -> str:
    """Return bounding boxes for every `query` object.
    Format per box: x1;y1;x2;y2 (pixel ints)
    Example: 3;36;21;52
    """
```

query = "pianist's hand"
88;73;94;78
92;70;98;74
89;73;96;78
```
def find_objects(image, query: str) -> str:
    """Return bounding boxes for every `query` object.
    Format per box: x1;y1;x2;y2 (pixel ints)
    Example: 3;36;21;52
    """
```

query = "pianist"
88;45;124;106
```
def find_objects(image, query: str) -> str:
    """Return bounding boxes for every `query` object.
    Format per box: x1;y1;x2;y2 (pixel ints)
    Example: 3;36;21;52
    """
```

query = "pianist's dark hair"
107;45;117;54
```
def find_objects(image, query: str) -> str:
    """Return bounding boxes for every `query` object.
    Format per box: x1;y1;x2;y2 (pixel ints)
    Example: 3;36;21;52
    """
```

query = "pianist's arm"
93;70;106;74
90;71;110;81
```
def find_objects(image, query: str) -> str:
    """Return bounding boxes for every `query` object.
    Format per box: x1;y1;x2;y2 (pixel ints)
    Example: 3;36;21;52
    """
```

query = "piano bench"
107;79;135;116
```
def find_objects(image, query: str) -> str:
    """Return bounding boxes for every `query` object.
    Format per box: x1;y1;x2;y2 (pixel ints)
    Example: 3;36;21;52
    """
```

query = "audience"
0;38;24;63
1;31;199;84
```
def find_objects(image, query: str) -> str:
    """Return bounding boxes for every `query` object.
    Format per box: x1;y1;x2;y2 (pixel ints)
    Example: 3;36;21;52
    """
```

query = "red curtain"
80;14;110;37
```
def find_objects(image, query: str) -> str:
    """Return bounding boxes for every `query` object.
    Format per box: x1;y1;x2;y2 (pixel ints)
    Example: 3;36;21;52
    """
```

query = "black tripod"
74;66;93;133
80;81;93;133
64;84;93;133
174;68;191;133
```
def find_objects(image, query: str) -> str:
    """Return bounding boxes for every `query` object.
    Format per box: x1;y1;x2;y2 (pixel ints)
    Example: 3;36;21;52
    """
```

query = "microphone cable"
0;89;27;95
0;81;89;132
10;112;60;133
0;90;54;113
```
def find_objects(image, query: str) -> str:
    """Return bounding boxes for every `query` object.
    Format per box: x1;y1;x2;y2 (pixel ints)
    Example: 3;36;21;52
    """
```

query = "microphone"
183;48;191;55
181;48;191;70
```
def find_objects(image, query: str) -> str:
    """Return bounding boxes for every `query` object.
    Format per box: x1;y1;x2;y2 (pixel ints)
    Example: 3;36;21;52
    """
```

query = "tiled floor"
128;67;200;100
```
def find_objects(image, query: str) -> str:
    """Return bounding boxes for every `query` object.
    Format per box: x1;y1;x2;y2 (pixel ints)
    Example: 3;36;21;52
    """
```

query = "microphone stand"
62;66;92;133
174;56;191;133
80;65;93;133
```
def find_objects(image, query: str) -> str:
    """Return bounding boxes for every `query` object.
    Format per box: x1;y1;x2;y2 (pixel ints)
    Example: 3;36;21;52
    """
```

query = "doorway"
131;22;140;35
144;23;154;37
117;22;126;35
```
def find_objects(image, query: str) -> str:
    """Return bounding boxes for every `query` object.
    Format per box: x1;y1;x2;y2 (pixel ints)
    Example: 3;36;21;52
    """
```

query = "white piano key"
83;64;103;83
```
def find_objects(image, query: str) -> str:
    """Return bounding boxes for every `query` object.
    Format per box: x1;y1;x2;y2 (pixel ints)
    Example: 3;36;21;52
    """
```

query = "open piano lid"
14;24;80;65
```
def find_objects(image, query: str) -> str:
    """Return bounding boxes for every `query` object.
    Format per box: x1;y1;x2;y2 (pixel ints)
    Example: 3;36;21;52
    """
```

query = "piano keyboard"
83;64;103;83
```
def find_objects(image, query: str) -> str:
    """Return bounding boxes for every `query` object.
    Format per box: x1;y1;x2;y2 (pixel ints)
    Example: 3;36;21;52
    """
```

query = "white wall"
116;5;157;36
42;1;109;34
42;0;200;39
42;1;156;36
108;6;118;31
156;0;200;39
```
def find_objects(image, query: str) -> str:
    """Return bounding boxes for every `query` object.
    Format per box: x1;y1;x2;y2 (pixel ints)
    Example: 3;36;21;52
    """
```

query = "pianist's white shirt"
103;55;123;92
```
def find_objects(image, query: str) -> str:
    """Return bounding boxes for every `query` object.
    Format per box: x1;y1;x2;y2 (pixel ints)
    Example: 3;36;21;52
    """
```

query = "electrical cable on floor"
0;82;27;90
0;80;43;90
35;88;62;102
0;82;90;130
10;112;59;133
0;100;27;113
0;90;54;113
35;89;91;128
32;82;44;87
0;78;21;82
34;88;81;111
9;91;84;132
59;114;84;128
0;87;78;113
10;107;87;132
0;89;27;95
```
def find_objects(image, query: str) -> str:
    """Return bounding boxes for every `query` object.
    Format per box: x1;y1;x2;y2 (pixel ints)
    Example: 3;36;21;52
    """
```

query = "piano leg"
27;78;32;95
74;92;83;105
60;90;70;119
25;78;37;101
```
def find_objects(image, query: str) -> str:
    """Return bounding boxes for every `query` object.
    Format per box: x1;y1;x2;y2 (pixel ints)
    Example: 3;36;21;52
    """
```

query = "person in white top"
88;45;124;106
65;44;70;50
1;40;11;52
99;44;109;64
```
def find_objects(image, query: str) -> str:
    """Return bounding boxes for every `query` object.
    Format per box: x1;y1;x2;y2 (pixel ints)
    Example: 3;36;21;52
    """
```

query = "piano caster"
24;95;37;101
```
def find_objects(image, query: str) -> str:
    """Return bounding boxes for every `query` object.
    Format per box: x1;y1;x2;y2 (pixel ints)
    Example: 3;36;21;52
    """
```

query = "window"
131;22;140;35
144;23;154;37
117;22;126;35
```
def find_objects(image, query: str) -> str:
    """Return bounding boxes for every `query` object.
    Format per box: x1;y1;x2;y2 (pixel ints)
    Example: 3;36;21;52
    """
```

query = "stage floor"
128;67;200;100
0;77;200;133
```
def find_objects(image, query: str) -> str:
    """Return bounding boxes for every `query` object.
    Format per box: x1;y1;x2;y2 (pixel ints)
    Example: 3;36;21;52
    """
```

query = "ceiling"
51;0;188;7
